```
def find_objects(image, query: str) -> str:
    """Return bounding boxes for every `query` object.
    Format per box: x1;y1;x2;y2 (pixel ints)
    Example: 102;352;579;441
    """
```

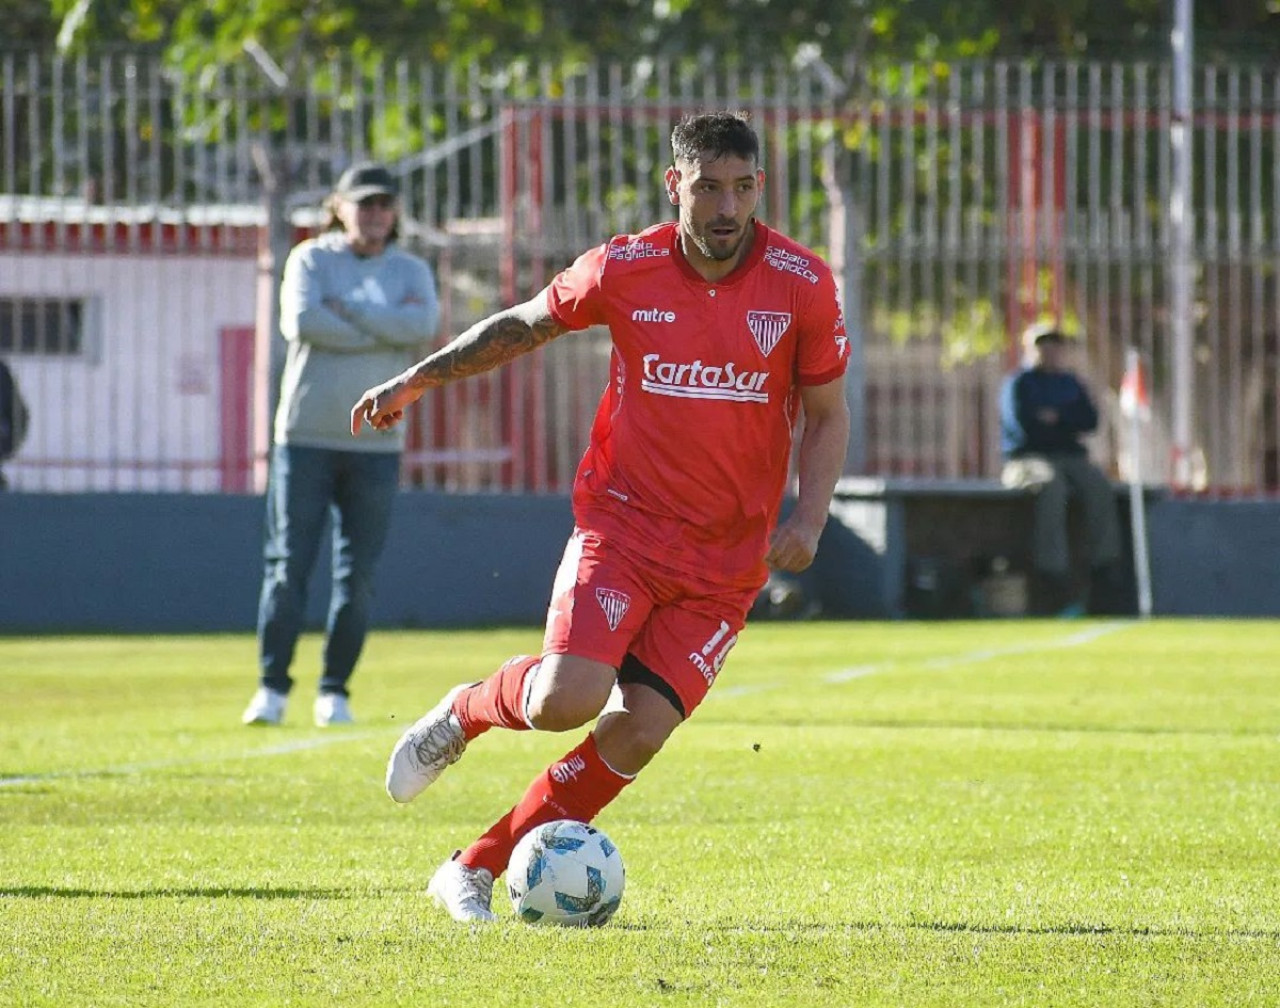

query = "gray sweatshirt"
274;231;439;452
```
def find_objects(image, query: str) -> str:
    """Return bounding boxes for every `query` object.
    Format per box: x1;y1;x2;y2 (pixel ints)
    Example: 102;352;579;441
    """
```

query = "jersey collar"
669;219;770;287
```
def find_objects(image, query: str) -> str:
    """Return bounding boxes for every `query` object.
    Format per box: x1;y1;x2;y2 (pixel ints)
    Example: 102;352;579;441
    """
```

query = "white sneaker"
385;683;474;803
242;687;287;725
428;852;498;923
314;693;354;727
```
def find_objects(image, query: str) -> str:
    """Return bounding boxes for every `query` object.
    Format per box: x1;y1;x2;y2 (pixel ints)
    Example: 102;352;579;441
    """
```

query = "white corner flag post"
1120;347;1154;618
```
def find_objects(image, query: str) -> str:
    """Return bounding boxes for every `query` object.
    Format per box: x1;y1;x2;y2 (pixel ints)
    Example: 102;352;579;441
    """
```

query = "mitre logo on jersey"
595;587;631;632
632;307;677;323
746;311;791;357
641;354;770;404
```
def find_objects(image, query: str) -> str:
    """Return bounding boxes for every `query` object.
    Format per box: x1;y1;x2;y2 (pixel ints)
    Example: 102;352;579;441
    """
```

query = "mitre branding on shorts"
608;239;670;262
688;620;738;687
763;245;820;284
746;310;791;356
595;587;631;632
640;354;770;404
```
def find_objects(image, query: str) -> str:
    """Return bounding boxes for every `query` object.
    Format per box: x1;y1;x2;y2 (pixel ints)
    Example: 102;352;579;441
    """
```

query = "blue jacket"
999;366;1098;458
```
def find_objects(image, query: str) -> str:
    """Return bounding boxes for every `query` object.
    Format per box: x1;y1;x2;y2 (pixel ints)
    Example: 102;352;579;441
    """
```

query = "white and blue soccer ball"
506;819;625;927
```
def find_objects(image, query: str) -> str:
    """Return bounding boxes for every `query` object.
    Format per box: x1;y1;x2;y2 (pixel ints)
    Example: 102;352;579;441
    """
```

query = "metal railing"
2;50;1279;494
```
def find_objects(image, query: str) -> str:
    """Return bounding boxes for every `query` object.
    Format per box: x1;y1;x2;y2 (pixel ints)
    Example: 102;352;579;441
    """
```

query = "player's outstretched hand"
351;377;416;436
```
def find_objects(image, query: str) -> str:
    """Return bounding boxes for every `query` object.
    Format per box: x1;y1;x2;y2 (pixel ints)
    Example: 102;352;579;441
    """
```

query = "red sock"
453;654;540;741
459;733;633;877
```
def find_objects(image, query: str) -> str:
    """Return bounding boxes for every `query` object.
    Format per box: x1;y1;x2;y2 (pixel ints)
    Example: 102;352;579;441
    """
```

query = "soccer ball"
506;819;625;926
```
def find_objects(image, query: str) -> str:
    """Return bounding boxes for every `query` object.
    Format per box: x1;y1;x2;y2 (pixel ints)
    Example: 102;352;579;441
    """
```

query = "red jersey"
546;220;850;589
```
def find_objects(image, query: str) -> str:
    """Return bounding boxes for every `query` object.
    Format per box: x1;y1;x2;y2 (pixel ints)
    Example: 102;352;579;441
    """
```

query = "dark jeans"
257;444;401;697
1005;452;1122;577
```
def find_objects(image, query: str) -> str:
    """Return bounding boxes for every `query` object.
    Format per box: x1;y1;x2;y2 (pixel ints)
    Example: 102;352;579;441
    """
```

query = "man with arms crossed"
352;111;851;922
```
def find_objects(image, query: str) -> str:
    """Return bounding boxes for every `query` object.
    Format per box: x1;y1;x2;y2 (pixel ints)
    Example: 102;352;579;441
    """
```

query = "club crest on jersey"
746;311;791;357
595;588;631;631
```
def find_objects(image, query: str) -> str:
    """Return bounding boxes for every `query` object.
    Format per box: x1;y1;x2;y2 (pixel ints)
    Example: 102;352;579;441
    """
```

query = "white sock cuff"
518;659;541;730
596;749;637;781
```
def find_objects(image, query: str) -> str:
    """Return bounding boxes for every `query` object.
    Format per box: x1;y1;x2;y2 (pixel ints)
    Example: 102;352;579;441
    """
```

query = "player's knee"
623;721;671;764
526;688;600;732
594;713;673;772
526;657;614;731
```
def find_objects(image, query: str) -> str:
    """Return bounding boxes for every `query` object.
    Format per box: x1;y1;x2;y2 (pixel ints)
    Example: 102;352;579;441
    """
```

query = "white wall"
0;250;257;492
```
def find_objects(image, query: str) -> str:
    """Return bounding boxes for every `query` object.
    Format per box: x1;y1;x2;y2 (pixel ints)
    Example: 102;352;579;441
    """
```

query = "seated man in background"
999;323;1124;616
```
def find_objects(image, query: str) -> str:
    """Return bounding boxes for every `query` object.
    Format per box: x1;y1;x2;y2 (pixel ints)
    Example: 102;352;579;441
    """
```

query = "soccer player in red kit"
351;111;851;922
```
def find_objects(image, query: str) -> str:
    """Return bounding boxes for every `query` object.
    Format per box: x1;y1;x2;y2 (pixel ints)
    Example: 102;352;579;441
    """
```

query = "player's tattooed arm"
351;287;569;434
403;294;568;389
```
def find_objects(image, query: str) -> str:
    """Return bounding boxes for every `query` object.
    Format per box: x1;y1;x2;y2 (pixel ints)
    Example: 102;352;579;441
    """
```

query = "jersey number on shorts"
688;620;738;687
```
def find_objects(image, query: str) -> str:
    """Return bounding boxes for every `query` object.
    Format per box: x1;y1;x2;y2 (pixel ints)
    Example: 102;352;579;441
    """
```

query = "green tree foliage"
8;0;63;47
16;0;1279;68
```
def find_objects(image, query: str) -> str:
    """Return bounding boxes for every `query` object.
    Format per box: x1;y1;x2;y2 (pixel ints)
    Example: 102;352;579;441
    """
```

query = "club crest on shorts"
595;588;631;631
746;311;791;357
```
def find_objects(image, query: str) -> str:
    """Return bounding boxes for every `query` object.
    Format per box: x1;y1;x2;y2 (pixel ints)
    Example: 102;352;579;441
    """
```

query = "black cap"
1023;322;1068;347
334;162;399;201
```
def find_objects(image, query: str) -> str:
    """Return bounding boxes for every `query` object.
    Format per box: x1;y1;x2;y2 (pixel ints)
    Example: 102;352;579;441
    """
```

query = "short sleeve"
796;270;850;386
546;243;610;331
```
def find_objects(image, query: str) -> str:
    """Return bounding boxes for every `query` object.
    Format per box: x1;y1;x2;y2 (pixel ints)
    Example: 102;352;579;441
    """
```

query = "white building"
0;199;285;492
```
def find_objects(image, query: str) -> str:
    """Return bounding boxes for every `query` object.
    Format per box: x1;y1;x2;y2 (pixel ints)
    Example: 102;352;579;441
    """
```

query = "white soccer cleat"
428;852;498;923
313;693;354;727
385;683;474;803
242;687;287;726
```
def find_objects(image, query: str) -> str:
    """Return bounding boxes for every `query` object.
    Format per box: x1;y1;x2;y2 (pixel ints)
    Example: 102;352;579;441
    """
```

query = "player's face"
337;194;398;254
666;153;764;269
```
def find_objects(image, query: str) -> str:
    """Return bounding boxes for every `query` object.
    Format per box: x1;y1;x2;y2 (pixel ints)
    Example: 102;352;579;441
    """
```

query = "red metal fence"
3;53;1279;494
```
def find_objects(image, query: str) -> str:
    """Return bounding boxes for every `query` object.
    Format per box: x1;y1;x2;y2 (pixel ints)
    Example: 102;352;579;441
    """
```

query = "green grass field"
3;619;1279;1006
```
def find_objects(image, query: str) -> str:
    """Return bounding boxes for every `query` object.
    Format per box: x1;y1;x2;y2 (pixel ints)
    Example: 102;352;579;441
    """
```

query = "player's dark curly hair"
670;111;760;167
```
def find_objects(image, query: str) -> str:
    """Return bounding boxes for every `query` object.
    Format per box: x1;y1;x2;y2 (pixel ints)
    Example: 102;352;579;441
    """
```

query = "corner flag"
1119;352;1151;421
1121;347;1153;617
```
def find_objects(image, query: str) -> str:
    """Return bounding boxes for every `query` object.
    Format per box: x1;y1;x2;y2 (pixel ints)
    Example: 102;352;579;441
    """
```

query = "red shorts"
542;528;758;718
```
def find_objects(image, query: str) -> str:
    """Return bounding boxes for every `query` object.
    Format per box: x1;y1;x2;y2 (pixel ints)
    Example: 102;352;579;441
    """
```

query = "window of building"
0;297;88;357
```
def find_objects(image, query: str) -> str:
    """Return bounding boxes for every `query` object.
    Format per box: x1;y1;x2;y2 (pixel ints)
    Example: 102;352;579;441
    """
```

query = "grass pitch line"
718;620;1132;697
0;729;390;788
914;619;1131;672
826;619;1130;683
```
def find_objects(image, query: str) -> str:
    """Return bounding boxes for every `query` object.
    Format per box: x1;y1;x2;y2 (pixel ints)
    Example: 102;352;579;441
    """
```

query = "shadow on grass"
7;896;1275;940
685;919;1280;940
916;919;1280;939
0;886;353;900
